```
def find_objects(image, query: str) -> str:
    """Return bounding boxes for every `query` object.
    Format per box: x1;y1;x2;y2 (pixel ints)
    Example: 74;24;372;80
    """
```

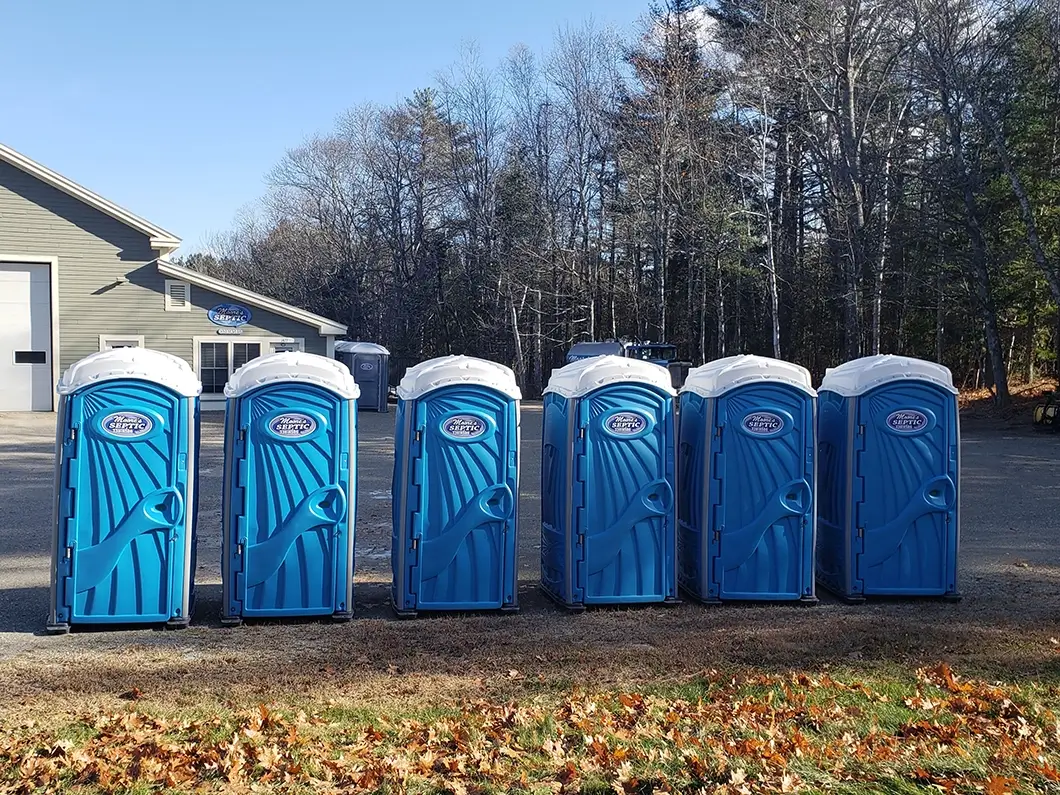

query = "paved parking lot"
1;408;1059;700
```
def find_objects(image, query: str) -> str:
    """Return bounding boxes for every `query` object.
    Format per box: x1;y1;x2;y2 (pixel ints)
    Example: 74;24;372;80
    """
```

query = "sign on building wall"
208;304;252;327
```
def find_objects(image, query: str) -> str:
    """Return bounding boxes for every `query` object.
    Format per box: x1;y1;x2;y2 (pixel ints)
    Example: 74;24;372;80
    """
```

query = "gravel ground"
1;407;1058;711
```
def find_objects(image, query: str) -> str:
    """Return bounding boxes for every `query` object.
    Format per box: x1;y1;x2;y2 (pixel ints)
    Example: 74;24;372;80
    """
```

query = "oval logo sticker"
743;411;785;436
268;413;317;438
207;303;252;327
886;409;928;433
605;411;646;436
442;415;487;439
359;362;374;371
101;411;153;438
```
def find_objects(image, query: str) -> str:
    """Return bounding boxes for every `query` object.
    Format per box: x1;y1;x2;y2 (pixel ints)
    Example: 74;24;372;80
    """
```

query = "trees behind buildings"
188;0;1060;401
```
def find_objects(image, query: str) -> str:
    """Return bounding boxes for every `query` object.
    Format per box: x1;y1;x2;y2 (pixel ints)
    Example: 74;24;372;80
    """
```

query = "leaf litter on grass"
2;664;1059;794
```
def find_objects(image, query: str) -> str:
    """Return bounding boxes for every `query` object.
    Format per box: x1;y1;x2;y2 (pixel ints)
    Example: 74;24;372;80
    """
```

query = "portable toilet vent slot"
47;348;202;634
540;355;678;609
678;355;817;603
817;354;960;602
391;355;521;617
335;341;390;412
220;352;359;625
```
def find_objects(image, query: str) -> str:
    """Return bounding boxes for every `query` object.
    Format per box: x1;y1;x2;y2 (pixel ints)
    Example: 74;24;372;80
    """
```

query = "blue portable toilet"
47;348;201;633
220;352;359;624
817;355;960;601
391;355;521;616
677;355;817;603
540;355;678;609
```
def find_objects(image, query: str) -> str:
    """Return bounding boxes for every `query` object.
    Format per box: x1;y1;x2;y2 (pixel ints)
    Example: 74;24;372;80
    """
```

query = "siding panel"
0;161;328;377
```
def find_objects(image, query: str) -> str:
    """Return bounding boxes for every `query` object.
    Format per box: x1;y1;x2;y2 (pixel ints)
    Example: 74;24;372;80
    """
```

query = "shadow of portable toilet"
220;352;359;625
335;341;390;412
677;355;817;604
817;355;960;602
47;348;202;634
540;355;678;610
391;355;521;617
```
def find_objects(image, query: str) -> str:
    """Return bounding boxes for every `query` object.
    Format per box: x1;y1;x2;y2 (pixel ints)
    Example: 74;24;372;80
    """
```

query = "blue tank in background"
817;355;960;602
541;355;678;609
48;349;202;633
678;355;817;603
220;352;359;625
391;355;521;616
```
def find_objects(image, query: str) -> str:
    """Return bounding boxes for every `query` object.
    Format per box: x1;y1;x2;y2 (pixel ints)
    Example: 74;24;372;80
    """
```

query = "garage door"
0;263;53;411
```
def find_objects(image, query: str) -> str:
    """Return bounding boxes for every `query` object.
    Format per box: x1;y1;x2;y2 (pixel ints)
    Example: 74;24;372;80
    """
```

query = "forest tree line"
183;0;1060;402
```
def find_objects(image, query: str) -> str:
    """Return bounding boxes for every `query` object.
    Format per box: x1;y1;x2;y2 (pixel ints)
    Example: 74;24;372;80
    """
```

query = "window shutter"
165;280;191;311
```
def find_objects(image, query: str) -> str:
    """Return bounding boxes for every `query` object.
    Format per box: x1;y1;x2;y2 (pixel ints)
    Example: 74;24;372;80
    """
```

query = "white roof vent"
819;354;956;397
57;348;202;397
397;355;521;400
335;341;390;355
681;354;815;399
544;355;676;399
225;351;360;399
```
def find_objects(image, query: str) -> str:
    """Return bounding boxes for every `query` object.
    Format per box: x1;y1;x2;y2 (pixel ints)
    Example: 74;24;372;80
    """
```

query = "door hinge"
238;427;246;441
69;426;78;444
857;424;865;436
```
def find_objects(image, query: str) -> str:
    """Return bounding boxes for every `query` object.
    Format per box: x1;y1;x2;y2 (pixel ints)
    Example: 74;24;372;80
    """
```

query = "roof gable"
0;142;181;255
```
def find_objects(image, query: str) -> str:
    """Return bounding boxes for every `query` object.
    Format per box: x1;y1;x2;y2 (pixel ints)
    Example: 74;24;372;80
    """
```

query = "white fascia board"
0;142;181;248
156;260;348;336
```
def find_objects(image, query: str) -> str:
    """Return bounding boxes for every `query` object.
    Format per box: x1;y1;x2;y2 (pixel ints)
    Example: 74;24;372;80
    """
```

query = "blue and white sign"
100;411;153;438
886;409;928;433
208;304;252;327
442;415;487;439
605;411;647;436
268;413;317;438
743;411;785;436
359;362;375;371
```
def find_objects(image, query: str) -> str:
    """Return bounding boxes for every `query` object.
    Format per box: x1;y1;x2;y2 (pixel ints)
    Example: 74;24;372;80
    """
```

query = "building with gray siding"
0;143;346;411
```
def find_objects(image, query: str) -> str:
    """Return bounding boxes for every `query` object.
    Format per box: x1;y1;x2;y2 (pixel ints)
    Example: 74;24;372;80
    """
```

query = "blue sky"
0;0;648;253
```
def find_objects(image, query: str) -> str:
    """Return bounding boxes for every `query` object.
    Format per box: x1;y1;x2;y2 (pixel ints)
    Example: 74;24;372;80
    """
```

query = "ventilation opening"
165;279;191;311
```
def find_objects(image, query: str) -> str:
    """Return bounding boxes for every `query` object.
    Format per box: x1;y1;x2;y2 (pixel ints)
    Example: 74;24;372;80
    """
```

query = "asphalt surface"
1;407;1058;663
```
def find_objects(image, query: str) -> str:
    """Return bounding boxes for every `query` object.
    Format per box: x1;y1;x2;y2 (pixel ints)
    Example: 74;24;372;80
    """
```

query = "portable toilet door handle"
74;487;184;594
859;475;956;569
244;484;348;589
584;478;673;575
417;483;514;581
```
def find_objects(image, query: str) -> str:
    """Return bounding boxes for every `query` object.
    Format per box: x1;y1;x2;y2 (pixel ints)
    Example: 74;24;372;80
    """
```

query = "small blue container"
540;356;677;609
817;355;960;601
391;356;521;616
220;352;359;624
48;349;201;633
678;355;817;603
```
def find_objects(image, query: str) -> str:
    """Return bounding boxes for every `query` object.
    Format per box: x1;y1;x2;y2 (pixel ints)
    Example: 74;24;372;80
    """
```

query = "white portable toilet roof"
397;355;522;400
57;347;202;397
681;354;815;399
819;354;957;397
225;351;361;399
544;355;676;398
335;341;390;355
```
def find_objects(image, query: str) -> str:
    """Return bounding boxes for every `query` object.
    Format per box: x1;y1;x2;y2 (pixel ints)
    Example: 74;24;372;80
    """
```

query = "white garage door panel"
0;263;53;411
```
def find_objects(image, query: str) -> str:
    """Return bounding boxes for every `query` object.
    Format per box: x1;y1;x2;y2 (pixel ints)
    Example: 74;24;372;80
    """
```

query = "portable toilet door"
391;355;521;616
220;352;359;624
540;355;678;609
335;341;390;412
678;355;817;603
817;355;960;601
47;349;201;633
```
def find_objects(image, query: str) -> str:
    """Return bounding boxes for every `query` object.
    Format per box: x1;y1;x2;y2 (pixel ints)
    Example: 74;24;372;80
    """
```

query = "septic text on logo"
743;412;784;436
886;409;928;432
605;412;646;435
442;415;487;438
101;412;153;437
268;413;317;437
207;304;252;327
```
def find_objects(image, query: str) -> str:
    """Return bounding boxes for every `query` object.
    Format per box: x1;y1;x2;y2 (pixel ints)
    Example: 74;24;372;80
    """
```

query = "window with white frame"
165;280;191;311
99;335;145;351
196;338;304;394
